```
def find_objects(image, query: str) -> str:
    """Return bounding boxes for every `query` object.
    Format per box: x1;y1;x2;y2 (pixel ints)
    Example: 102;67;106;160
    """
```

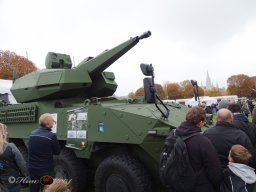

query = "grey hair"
39;113;53;126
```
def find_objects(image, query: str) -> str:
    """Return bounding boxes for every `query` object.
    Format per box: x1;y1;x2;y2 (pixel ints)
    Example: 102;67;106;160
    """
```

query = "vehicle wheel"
95;154;152;192
54;148;88;192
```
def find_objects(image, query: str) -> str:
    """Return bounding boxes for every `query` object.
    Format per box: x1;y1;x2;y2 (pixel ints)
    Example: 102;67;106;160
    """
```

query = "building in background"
206;71;212;90
0;79;17;104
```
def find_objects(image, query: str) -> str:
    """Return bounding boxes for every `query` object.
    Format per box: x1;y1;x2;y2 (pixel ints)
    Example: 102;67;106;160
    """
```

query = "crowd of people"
0;114;71;192
198;98;256;121
174;97;256;192
1;98;256;192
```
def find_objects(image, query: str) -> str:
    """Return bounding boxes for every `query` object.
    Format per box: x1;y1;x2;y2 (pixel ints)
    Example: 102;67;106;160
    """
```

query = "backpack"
159;129;200;192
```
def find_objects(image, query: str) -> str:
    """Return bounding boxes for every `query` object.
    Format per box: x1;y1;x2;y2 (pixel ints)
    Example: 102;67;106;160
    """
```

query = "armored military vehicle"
0;31;190;192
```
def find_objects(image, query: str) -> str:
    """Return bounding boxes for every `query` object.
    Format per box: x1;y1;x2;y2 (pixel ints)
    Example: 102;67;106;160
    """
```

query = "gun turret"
11;31;151;103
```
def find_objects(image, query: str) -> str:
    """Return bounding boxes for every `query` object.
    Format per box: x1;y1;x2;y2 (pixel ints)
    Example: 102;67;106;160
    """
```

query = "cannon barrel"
139;31;151;40
77;31;151;79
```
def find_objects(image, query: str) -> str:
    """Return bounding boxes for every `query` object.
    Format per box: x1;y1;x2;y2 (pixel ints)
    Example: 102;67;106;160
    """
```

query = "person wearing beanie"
217;99;230;110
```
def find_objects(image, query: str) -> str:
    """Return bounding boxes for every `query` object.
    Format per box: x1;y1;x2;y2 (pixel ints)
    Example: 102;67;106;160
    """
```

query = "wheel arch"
90;142;162;190
93;142;155;164
9;138;27;147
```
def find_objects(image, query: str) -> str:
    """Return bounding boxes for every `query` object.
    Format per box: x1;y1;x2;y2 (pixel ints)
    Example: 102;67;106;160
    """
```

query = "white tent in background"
185;96;217;107
0;80;17;104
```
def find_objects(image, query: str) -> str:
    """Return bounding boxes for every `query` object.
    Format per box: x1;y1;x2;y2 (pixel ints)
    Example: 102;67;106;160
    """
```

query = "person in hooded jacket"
227;103;256;146
175;106;222;192
220;144;256;192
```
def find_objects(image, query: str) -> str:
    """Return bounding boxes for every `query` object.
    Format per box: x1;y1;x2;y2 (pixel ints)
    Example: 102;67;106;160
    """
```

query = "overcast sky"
1;0;256;96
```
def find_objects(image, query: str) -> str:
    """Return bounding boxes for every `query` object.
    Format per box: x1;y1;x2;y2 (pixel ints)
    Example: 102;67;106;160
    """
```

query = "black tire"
54;149;88;192
95;154;152;192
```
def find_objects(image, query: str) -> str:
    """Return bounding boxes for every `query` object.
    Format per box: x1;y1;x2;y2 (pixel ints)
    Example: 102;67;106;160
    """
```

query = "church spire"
206;71;212;90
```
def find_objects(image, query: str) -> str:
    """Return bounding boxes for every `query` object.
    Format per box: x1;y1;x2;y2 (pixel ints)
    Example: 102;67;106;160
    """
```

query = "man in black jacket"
204;108;256;169
28;113;61;192
227;103;256;146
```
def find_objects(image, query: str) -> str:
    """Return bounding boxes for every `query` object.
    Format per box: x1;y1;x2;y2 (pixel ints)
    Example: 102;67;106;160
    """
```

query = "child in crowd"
220;144;256;192
44;178;71;192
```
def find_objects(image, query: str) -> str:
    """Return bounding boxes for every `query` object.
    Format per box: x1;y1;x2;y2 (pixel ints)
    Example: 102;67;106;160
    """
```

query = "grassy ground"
248;113;253;122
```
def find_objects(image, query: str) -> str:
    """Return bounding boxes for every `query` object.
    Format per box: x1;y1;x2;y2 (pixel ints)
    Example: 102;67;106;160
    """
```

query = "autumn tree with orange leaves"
130;74;256;99
166;83;182;100
251;76;256;98
134;84;166;100
180;80;204;99
134;80;205;100
0;50;37;80
227;74;254;97
204;87;223;97
135;87;144;97
155;84;165;99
